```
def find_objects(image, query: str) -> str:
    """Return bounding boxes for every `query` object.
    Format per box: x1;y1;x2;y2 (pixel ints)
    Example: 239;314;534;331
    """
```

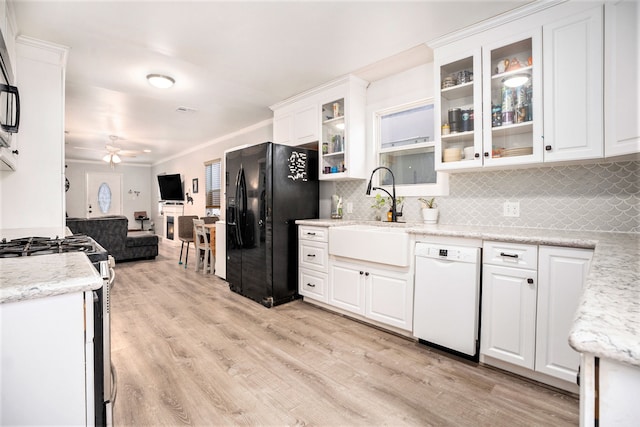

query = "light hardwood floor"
111;240;579;426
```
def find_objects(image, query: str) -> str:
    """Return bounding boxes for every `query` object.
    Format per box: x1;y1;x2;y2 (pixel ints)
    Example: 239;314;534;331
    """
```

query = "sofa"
66;215;158;262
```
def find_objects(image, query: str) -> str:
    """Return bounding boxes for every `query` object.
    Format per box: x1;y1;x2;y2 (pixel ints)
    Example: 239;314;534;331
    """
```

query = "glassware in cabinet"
321;98;346;175
437;50;482;168
483;33;542;164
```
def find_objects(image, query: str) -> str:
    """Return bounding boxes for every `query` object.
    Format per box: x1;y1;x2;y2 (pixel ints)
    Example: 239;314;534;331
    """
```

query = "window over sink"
374;99;449;196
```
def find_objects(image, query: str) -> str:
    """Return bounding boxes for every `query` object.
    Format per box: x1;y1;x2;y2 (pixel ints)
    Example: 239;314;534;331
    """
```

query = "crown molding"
428;0;568;49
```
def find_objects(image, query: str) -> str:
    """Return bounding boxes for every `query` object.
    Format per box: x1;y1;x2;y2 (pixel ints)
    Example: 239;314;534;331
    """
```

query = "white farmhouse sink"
328;224;409;266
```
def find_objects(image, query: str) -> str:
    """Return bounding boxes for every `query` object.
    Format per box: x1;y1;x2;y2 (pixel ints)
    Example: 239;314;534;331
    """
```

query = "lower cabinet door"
481;264;537;369
299;268;328;303
536;246;593;382
366;268;412;331
329;262;365;315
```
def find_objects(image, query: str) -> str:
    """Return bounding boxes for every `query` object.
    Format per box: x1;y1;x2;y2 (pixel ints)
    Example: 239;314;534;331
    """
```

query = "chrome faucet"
365;166;399;222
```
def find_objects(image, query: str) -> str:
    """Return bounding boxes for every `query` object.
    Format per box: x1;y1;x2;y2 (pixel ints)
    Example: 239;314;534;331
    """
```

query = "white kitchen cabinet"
542;5;604;162
579;354;640;427
270;75;368;180
433;2;606;171
598;358;640;426
482;30;543;167
318;76;367;180
365;265;412;331
481;263;538;369
272;101;319;147
0;0;16;77
435;26;543;169
604;0;640;157
482;241;594;388
536;246;593;382
0;291;94;426
329;258;412;331
0;0;18;171
1;37;67;229
328;260;365;315
434;47;483;170
298;225;329;303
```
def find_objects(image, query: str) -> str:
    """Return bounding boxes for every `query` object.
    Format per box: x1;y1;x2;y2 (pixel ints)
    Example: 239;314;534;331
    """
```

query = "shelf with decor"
435;49;483;169
483;33;542;166
317;75;368;180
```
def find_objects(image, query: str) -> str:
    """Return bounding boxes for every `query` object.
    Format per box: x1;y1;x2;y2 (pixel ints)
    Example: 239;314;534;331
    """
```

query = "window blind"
205;159;221;208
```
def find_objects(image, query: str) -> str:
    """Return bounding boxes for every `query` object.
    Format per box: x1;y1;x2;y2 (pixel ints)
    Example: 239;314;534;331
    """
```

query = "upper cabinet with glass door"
435;48;483;171
482;30;543;166
319;75;368;181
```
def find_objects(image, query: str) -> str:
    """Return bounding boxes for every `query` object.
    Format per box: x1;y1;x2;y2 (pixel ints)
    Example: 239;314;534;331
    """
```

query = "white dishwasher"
413;243;481;358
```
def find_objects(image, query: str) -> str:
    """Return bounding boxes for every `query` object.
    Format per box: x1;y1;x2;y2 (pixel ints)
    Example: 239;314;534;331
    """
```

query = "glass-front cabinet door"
318;75;367;181
321;98;346;176
482;30;543;166
435;48;483;170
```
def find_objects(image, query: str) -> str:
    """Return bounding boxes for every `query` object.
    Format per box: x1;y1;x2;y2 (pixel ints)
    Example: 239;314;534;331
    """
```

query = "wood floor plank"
111;241;579;426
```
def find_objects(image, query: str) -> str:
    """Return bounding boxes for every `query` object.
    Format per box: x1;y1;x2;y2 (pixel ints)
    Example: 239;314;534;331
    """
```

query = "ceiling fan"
74;135;144;167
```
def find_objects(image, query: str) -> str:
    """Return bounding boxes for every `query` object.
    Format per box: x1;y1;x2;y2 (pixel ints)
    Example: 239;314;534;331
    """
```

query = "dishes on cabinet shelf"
501;147;533;157
485;36;537;162
443;147;463;162
321;98;347;175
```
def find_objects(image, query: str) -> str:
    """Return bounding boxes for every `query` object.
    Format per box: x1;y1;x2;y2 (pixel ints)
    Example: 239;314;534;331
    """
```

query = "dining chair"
177;215;198;267
193;219;213;274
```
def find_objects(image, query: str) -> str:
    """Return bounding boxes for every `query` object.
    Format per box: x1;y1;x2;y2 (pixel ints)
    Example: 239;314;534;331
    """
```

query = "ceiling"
12;1;530;166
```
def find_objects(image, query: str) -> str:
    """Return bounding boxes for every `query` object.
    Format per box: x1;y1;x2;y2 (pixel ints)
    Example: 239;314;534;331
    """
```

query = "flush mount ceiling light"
146;74;175;89
503;73;530;88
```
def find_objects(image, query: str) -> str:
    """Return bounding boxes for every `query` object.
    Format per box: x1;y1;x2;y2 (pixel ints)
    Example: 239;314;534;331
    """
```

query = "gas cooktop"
0;235;108;263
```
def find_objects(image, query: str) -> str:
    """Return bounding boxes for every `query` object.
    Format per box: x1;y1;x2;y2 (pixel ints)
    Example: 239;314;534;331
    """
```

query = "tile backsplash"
335;161;639;233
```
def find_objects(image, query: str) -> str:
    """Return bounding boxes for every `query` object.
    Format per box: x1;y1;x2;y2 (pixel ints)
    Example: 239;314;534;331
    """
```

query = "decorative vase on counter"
421;208;439;224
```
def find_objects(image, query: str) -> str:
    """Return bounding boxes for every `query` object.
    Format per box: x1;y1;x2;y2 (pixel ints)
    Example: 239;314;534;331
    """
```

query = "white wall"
151;120;272;237
65;160;152;229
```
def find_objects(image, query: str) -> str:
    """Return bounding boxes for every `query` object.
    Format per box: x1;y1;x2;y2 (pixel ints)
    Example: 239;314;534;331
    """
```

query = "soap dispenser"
331;194;343;219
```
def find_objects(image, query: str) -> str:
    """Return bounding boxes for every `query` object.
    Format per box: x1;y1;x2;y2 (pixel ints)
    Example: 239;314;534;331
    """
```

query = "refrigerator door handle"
234;166;245;247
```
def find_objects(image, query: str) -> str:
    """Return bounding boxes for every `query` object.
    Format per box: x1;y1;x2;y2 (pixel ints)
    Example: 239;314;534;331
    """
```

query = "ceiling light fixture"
503;73;530;88
146;74;175;89
103;153;122;168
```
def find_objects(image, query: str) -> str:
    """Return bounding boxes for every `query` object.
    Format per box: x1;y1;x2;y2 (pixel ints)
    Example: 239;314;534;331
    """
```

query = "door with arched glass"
86;172;123;217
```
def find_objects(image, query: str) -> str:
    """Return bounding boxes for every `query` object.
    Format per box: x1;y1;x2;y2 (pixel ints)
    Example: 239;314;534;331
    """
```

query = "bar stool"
177;215;198;267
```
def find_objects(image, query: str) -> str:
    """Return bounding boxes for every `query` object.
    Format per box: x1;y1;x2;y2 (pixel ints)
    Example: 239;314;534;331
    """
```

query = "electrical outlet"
346;202;353;214
503;201;520;217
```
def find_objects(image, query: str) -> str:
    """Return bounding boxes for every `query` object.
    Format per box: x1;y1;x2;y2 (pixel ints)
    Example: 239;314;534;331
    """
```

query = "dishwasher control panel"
415;243;480;264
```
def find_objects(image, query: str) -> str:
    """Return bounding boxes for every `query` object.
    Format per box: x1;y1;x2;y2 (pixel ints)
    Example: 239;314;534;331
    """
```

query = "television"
157;174;184;202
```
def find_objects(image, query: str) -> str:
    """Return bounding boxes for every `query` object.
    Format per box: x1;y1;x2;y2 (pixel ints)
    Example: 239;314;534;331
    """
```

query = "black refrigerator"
226;142;319;307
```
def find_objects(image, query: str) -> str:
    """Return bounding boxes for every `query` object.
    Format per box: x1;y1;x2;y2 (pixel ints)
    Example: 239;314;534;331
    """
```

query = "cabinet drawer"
299;240;328;272
483;241;537;269
299;226;328;242
299;269;327;302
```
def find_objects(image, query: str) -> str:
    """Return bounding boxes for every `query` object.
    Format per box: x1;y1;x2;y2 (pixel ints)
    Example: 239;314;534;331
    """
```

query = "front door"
86;172;123;217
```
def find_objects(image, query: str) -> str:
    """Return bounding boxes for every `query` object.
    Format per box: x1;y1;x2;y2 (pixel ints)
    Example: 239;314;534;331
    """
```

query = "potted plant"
370;194;387;221
419;197;438;224
370;194;404;221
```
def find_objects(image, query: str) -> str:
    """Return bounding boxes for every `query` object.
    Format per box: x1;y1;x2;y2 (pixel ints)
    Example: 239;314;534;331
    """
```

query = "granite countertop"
296;219;640;368
0;252;103;304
